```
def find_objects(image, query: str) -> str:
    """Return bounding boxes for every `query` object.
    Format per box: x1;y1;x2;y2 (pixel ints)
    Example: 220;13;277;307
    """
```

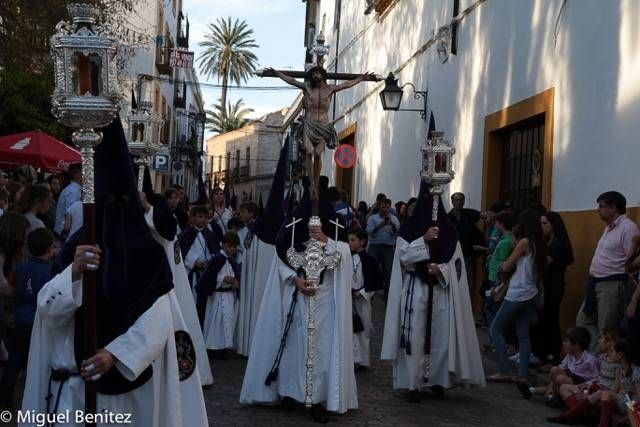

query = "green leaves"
198;17;259;121
198;17;259;85
205;98;254;134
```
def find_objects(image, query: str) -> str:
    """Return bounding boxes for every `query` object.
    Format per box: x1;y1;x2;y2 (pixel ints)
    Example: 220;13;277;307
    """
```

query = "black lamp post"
379;72;428;121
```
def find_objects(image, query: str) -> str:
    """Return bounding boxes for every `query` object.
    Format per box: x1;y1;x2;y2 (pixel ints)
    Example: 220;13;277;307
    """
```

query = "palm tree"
198;17;259;121
206;98;254;134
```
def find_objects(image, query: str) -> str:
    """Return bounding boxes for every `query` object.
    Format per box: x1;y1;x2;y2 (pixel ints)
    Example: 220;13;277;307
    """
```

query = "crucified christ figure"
266;66;374;200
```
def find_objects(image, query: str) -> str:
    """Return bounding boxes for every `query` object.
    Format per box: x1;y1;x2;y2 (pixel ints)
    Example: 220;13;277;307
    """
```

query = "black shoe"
516;382;532;400
545;396;563;408
431;385;445;398
280;396;295;411
310;404;329;423
405;389;421;403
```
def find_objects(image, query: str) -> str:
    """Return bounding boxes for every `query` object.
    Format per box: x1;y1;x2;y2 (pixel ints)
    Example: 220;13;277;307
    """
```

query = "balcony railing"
155;35;174;75
239;165;249;177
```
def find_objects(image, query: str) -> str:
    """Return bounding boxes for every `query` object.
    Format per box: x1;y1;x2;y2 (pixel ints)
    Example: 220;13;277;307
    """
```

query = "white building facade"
206;110;287;206
298;0;640;327
117;0;204;200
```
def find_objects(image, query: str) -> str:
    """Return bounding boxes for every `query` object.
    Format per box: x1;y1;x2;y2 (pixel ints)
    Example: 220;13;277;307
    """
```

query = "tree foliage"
206;98;254;134
198;17;259;121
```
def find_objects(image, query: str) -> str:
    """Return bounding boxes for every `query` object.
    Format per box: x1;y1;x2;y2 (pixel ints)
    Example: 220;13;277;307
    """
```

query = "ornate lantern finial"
421;130;456;197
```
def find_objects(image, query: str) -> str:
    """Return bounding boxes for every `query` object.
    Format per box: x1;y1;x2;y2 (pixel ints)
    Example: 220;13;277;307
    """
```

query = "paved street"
204;297;562;426
1;298;581;427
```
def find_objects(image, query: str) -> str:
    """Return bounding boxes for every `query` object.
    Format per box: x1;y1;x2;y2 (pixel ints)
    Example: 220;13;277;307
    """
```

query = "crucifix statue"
257;32;380;203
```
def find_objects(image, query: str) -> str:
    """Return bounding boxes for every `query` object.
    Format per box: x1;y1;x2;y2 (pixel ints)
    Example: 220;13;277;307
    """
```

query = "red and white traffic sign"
334;144;357;169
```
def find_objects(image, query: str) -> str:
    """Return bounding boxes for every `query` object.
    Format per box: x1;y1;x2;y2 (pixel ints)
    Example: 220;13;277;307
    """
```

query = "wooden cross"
328;218;345;243
285;217;303;248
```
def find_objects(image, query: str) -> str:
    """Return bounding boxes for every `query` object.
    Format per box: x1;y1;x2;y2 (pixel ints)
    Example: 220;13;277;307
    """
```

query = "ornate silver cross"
285;215;341;407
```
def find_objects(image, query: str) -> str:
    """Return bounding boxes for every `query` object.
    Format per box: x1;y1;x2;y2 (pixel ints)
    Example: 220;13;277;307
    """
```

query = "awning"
0;130;80;173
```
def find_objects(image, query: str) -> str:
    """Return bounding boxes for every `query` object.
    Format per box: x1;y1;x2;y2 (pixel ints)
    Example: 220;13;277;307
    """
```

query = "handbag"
491;269;511;303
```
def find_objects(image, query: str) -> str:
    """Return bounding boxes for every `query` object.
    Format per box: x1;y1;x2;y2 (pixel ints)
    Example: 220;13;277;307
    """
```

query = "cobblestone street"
204;297;561;426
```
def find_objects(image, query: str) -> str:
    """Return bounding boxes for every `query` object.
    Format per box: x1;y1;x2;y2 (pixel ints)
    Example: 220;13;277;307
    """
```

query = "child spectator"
548;338;640;426
18;184;52;232
556;329;621;409
520;327;599;400
0;228;55;408
197;231;241;360
484;211;514;333
348;228;383;369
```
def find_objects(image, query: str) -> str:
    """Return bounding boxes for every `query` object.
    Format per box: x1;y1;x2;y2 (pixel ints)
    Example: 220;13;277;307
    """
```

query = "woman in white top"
209;187;233;233
488;209;547;384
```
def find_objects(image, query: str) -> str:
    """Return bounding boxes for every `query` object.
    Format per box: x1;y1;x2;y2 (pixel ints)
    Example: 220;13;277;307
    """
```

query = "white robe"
202;251;238;350
20;265;181;427
240;239;358;413
235;226;277;356
145;207;213;386
351;253;374;367
184;230;213;301
381;239;486;391
152;290;208;427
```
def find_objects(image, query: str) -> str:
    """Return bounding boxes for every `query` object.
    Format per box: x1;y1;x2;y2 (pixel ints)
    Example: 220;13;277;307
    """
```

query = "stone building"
205;109;288;205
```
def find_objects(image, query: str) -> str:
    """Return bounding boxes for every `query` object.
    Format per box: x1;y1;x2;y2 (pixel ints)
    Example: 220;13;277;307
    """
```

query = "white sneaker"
530;354;542;365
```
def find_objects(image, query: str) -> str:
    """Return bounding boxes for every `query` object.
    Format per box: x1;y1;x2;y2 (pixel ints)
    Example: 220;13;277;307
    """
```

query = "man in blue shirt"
0;228;55;409
366;198;400;299
54;163;82;236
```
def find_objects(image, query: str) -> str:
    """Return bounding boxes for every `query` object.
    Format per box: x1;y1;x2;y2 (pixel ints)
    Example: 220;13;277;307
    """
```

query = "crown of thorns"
307;66;328;79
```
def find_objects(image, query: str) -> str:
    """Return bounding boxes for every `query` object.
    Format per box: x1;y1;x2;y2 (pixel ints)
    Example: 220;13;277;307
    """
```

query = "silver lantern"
51;3;120;202
128;101;163;190
421;130;456;207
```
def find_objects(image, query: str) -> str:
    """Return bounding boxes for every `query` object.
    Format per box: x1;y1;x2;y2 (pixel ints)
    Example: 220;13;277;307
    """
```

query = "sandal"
487;373;513;383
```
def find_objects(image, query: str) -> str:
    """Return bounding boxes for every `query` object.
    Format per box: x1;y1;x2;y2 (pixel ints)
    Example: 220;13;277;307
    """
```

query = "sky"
182;0;307;137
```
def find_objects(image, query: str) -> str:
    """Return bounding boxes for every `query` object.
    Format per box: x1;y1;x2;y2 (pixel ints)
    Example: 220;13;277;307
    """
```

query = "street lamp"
379;72;428;121
50;3;120;421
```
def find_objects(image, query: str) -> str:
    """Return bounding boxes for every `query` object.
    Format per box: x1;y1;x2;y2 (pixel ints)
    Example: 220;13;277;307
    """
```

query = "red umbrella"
0;130;81;173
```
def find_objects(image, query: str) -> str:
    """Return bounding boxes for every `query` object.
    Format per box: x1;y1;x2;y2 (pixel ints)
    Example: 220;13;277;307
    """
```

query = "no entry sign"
334;144;357;169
